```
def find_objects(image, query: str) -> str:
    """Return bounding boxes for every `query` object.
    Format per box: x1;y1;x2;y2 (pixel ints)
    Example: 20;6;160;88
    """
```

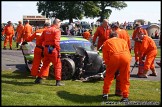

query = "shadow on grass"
1;69;35;86
57;91;120;103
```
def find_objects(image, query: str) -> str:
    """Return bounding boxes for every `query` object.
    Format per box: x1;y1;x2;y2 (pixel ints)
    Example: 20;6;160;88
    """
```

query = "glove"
21;41;28;45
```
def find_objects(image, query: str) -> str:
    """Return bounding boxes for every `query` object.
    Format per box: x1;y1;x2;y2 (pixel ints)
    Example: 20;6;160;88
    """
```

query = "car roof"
60;36;89;42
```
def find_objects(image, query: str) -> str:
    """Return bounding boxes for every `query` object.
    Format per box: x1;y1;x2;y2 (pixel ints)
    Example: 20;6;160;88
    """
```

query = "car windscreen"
60;40;92;52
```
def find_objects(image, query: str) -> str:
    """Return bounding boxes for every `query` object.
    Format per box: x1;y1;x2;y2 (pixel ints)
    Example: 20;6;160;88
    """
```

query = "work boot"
10;47;12;50
16;43;19;48
102;94;108;100
56;80;64;86
34;77;43;84
150;68;157;76
120;97;129;102
3;46;6;50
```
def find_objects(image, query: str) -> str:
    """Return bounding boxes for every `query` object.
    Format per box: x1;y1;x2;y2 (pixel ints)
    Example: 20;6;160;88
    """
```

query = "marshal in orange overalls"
38;25;62;80
102;33;131;99
2;21;15;49
26;25;49;77
132;27;148;62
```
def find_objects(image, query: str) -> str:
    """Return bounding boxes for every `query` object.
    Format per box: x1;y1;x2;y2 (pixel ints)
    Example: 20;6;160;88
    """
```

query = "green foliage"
1;71;160;106
36;1;127;23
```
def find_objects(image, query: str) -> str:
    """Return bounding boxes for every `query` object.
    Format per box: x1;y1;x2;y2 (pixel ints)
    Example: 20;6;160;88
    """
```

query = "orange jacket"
114;28;131;50
39;25;61;51
132;27;148;47
23;23;33;41
16;24;24;37
2;25;14;36
93;26;111;50
102;37;131;65
26;27;47;46
139;35;157;57
82;31;91;40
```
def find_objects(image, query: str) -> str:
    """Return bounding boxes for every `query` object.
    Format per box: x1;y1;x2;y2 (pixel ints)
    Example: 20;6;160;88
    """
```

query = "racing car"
21;36;105;80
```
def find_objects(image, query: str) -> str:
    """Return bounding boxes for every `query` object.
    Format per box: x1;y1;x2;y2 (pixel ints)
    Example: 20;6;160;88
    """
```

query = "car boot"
34;77;43;84
56;80;64;86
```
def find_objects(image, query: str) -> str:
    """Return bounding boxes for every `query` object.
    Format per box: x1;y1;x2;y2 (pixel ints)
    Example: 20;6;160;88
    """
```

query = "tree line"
36;1;127;23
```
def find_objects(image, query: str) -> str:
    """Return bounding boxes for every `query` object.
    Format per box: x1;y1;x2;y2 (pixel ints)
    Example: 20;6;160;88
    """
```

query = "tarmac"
1;49;161;81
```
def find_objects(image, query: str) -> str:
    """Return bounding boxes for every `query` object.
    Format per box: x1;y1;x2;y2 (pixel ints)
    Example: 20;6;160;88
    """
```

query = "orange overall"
23;23;33;41
26;27;49;77
102;37;131;98
2;25;15;48
16;24;24;43
114;28;131;51
139;36;157;71
82;31;91;40
38;26;62;80
93;26;111;50
132;28;148;62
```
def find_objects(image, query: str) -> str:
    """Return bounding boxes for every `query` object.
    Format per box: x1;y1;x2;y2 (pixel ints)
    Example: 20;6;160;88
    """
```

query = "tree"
37;1;84;23
36;1;127;23
97;1;127;22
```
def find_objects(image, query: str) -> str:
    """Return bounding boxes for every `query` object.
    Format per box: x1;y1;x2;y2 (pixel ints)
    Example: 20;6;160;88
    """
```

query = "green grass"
1;70;161;106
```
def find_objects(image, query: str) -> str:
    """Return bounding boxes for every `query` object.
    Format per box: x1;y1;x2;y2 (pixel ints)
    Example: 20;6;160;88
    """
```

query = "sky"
1;1;161;24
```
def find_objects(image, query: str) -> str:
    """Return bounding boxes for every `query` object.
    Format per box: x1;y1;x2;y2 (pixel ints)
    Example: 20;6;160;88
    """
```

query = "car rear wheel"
49;58;75;80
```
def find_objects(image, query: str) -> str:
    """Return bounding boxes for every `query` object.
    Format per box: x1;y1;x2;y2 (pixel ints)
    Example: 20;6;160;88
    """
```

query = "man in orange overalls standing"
2;21;15;50
132;23;148;64
93;19;111;50
15;21;24;49
25;22;50;78
137;30;157;78
23;20;33;41
35;18;64;86
102;31;132;102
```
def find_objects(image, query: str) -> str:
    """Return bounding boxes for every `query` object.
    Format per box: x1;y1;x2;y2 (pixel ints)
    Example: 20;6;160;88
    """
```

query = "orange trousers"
103;53;131;98
4;35;13;47
134;43;142;62
31;47;50;77
38;48;62;80
144;50;157;71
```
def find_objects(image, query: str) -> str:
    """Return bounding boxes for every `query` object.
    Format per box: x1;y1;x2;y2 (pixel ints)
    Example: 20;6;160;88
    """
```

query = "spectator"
155;30;159;39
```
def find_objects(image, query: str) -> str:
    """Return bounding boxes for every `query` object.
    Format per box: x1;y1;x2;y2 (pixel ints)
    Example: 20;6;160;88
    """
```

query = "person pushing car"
24;22;50;78
35;18;64;86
